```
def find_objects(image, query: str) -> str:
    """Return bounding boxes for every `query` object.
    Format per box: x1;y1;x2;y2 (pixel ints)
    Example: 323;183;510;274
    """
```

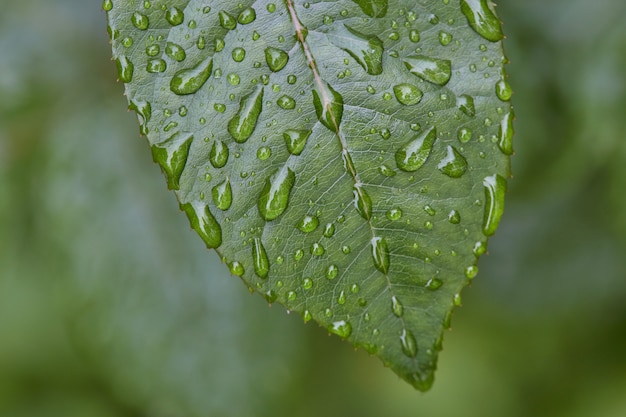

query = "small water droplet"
283;129;311;155
116;56;134;83
391;295;403;317
438;146;468;178
395;126;437;172
267;3;276;13
165;6;184;26
252;238;270;279
438;31;453;46
457;94;476;117
393;83;423;106
386;208;402;221
297;215;319;233
232;47;246;62
457;128;472;143
323;223;335;237
400;328;418;357
465;265;478;279
229;261;244;276
326;264;338;280
264;289;278;304
425;278;443;290
460;0;504;42
312;82;344;132
219;10;237;30
170;57;213;95
146;58;166;73
310;242;325;256
473;240;487;256
238;6;256;24
265;47;289;72
328;320;352;338
448;210;461;224
482;174;506;236
128;100;151;135
409;29;420;42
277;95;296;109
256;146;271;160
258;167;296;221
228;86;264;143
151;133;193;190
337;290;347;304
378;164;397;177
212;179;232;211
498;110;514;155
131;12;149;30
165;42;186;62
180;202;222;249
404;55;452;86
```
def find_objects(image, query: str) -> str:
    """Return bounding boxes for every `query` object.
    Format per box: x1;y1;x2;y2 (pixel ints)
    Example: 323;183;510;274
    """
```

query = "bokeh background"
2;0;625;416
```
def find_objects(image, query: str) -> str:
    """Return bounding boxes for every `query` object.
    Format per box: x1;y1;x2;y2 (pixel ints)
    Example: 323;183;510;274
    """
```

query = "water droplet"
215;38;225;52
391;295;403;317
170;57;213;95
209;140;229;169
409;29;420;42
165;42;186;62
131;12;149;30
303;309;312;323
438;31;453;46
145;44;160;57
165;6;184;26
496;78;512;101
465;265;478;279
328;320;352;338
448;210;461;224
457;94;476;117
350;0;388;18
395;126;437;172
498;110;514;155
229;261;244;276
453;293;462;306
393;83;423;106
386;208;402;221
252;238;270;279
438;146;468;178
116;56;134;83
267;3;276;13
372;237;390;274
310;242;325;256
482;174;506;236
328;24;384;75
326;264;338;280
256;146;271;160
337;290;347;305
265;47;289;72
102;0;113;12
302;277;313;289
151;133;193;190
258;167;296;221
460;0;504;42
212;179;232;211
283;129;311;155
277;95;296;109
264;289;278;304
146;58;166;73
219;10;237;30
404;56;452;86
180;202;222;249
228;86;264;143
297;215;319;233
128;100;151;135
323;223;335;237
312;82;344;132
457;128;472;143
353;186;372;221
232;47;246;62
473;240;487;256
400;328;418;357
425;278;443;290
238;6;256;24
378;164;397;177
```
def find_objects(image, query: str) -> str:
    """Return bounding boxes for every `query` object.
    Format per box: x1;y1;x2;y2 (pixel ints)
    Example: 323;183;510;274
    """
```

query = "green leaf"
105;0;512;390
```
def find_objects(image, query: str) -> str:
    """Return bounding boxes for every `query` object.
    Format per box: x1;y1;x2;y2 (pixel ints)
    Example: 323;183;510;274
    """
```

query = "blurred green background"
1;1;625;416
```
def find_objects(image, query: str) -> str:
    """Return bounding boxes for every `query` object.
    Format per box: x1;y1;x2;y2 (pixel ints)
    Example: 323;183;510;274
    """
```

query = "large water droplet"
212;179;232;210
312;82;344;132
252;238;270;279
219;10;237;30
297;215;319;233
264;47;289;72
457;94;475;117
258;167;296;221
400;328;418;357
371;237;390;274
238;7;256;24
460;0;504;42
209;140;229;168
165;6;184;26
353;186;372;220
228;86;264;143
131;12;149;30
277;95;296;109
328;320;352;338
116;56;134;83
350;0;388;18
482;174;507;236
165;42;186;62
328;24;384;75
180;202;222;249
229;261;244;276
498;110;514;155
102;0;113;12
391;295;403;317
170;57;213;95
393;83;423;105
438;146;468;178
404;56;451;86
151;133;193;190
283;129;311;155
395;126;437;172
496;78;512;101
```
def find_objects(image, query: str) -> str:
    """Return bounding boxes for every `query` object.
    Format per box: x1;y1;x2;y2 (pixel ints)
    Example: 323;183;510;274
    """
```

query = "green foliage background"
1;0;625;416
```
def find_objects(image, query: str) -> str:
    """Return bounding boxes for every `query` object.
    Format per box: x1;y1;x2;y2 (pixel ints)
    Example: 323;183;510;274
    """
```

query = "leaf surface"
104;0;512;390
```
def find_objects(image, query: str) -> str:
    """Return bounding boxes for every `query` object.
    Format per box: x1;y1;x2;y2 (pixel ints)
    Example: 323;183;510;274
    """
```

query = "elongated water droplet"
400;328;418;357
328;320;352;338
353;186;372;220
323;223;335;237
228;86;264;143
391;295;403;317
328;24;384;75
404;56;451;86
312;82;344;132
297;215;319;233
438;146;468;178
395;126;437;172
116;56;134;83
498;110;514;155
482;174;507;236
131;12;149;30
212;179;232;210
165;6;184;26
180;202;222;249
128;100;151;135
165;42;186;62
238;7;256;24
496;78;512;101
372;237;390;274
379;164;396;177
283;129;311;155
460;0;504;42
170;57;213;95
265;47;289;72
151;133;193;190
252;238;270;279
258;167;296;221
457;94;475;117
209;140;229;168
219;10;237;30
393;83;423;105
351;0;388;18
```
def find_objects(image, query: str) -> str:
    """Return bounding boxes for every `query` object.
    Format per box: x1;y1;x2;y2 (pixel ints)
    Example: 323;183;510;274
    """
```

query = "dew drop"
326;264;338;280
208;141;227;168
498;110;514;155
465;265;478;279
151;133;193;190
146;44;160;57
473;240;487;256
393;83;423;106
496;78;512;101
372;237;390;274
482;174;506;236
400;328;418;357
256;146;271;160
277;95;296;109
395;126;437;172
265;47;289;72
378;164;397;177
438;146;468;178
102;0;113;11
128;100;151;135
457;94;476;117
409;29;420;42
232;47;246;62
323;223;335;237
238;6;256;24
146;58;166;73
170;57;213;95
328;320;352;338
391;295;403;317
312;82;344;132
297;215;319;233
258;167;296;221
131;12;149;30
310;242;325;256
283;129;311;155
337;290;346;304
228;86;264;143
165;42;186;62
116;56;134;83
264;289;278;304
303;310;312;323
403;56;452;86
448;209;461;224
426;278;443;290
457;128;472;143
229;261;244;276
353;186;373;221
438;31;453;46
212;179;232;211
252;237;270;279
303;277;313;289
165;6;184;26
180;202;222;249
386;208;402;221
460;0;504;42
219;10;237;30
